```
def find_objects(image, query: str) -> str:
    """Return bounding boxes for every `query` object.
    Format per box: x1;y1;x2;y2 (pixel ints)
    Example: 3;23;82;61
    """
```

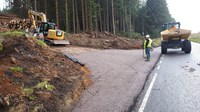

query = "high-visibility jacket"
144;38;152;49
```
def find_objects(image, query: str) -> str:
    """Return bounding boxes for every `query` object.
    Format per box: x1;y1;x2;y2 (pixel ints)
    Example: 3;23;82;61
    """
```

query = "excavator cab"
39;22;55;36
39;22;64;40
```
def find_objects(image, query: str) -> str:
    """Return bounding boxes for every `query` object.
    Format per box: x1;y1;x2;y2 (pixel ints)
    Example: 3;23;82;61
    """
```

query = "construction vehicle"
160;22;191;54
28;10;70;45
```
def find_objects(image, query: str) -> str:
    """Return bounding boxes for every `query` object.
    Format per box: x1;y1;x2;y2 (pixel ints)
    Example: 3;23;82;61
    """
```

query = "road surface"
134;42;200;112
56;47;161;112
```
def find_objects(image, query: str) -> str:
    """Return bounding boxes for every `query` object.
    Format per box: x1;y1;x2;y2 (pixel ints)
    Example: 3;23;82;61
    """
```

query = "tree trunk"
65;0;69;32
98;0;102;32
89;0;92;31
81;0;85;31
129;8;132;34
103;4;106;32
132;16;135;32
56;0;59;28
106;0;109;32
75;0;80;32
124;6;127;32
111;0;115;34
34;0;37;11
85;0;89;31
95;11;98;32
44;0;47;16
72;0;75;33
120;1;124;32
142;14;145;36
27;0;30;9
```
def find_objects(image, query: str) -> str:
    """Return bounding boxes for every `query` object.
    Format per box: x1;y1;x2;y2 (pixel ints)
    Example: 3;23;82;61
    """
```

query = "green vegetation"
31;37;47;47
35;81;55;91
23;88;36;100
144;0;175;37
10;67;24;73
118;32;142;39
152;38;161;47
0;30;25;37
23;88;33;96
189;33;200;43
23;81;55;100
36;39;46;47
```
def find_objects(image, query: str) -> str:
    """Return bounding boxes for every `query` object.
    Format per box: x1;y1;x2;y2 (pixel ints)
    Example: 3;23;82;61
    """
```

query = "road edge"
128;52;162;112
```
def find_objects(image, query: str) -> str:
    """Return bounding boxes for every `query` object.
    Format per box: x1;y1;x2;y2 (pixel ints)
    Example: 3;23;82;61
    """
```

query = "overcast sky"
167;0;200;33
0;0;6;10
0;0;200;33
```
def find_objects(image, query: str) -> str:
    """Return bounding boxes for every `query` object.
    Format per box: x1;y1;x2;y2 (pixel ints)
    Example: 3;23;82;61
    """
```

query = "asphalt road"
57;47;161;112
135;42;200;112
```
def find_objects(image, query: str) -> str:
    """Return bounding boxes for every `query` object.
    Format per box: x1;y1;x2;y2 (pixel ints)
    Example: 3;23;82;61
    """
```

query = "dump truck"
28;10;70;45
160;22;191;54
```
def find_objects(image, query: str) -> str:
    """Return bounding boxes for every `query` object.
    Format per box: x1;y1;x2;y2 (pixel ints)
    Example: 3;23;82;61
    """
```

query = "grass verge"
189;33;200;43
0;30;25;37
152;38;161;47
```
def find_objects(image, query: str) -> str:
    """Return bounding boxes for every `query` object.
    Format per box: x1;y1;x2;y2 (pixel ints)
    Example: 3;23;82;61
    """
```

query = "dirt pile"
66;32;143;49
0;35;92;112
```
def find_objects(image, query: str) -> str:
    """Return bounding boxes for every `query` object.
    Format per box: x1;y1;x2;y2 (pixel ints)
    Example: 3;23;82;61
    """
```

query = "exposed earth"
66;32;143;49
0;34;92;112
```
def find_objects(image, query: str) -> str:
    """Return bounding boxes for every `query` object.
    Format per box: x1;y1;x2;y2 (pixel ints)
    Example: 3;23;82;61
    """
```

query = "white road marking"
138;73;158;112
161;55;164;59
159;60;162;64
157;66;160;70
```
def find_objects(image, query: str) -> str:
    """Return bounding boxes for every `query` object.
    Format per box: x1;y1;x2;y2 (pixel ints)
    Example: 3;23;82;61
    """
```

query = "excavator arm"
28;10;47;29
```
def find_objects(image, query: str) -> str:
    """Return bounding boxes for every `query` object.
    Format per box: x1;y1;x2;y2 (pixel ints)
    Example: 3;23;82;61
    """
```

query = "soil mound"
0;35;92;112
66;32;143;49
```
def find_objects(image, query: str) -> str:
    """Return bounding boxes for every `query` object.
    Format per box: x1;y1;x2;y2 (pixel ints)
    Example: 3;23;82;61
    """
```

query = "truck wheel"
161;42;167;54
181;47;184;51
184;40;191;54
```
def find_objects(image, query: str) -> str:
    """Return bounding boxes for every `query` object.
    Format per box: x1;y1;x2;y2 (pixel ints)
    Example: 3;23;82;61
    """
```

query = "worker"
144;35;152;61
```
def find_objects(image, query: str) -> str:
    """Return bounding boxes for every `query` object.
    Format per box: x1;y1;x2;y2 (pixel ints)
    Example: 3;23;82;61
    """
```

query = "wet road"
137;42;200;112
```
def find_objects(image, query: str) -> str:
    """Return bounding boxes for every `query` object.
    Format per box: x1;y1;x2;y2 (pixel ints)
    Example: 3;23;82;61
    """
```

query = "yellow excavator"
28;10;70;45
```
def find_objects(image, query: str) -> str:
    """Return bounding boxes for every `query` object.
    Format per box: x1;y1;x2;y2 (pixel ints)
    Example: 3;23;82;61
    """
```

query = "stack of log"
8;19;31;30
0;13;31;30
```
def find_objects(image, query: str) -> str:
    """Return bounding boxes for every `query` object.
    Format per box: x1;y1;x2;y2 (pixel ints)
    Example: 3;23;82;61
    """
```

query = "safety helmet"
145;35;150;38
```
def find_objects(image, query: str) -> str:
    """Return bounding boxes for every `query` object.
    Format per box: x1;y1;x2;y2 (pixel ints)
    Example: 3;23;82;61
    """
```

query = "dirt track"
55;47;161;112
